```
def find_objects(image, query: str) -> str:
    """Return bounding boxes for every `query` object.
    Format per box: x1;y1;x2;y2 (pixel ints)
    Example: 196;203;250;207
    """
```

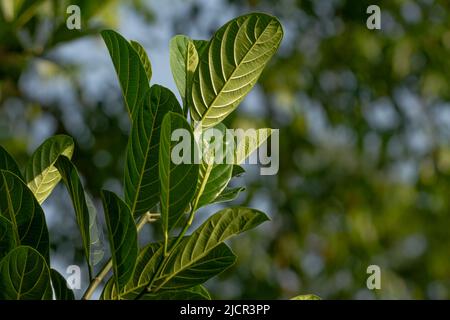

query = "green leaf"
0;170;50;263
54;156;92;278
193;39;209;57
0;246;52;300
124;85;182;217
192;124;233;210
291;294;321;300
24;135;74;204
50;269;75;300
154;243;236;291
234;128;273;165
159;112;199;237
130;40;152;82
169;35;199;109
213;186;245;204
86;193;105;266
0;216;16;260
0;145;23;180
232;164;245;177
152;207;269;291
101;30;150;118
190;13;283;128
101;190;138;292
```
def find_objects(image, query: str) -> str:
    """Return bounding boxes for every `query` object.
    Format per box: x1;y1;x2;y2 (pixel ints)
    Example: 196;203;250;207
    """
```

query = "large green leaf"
159;112;199;239
0;145;23;179
0;216;16;260
101;190;138;291
0;170;50;263
130;40;152;82
151;207;269;291
101;30;150;118
192;124;233;210
54;156;92;278
169;35;199;111
0;246;52;300
153;243;236;291
124;85;182;217
24;135;74;204
190;13;283;128
50;269;75;300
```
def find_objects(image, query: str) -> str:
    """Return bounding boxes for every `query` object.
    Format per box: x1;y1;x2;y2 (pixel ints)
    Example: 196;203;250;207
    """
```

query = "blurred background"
1;0;450;299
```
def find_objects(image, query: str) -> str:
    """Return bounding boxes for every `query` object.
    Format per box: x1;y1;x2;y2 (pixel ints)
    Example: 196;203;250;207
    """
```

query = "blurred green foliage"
1;0;450;299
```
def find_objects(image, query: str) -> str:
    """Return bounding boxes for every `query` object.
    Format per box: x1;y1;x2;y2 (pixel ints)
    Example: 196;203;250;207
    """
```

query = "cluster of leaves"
0;12;283;300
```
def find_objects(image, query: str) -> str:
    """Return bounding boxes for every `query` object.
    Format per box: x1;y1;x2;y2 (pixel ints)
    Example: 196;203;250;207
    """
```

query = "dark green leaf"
159;112;199;238
101;190;138;291
124;85;182;217
54;156;92;277
0;170;50;263
130;40;152;82
170;35;199;108
0;145;23;180
50;269;75;300
0;246;52;300
101;30;150;118
24;135;74;204
152;207;268;291
0;216;16;260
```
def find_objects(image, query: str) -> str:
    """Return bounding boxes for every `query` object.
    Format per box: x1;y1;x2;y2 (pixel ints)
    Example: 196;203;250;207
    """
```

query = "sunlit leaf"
24;135;74;204
190;13;283;128
0;146;23;180
130;40;152;82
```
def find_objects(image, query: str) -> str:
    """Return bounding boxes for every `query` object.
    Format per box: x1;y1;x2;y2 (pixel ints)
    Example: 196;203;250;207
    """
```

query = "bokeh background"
1;0;450;299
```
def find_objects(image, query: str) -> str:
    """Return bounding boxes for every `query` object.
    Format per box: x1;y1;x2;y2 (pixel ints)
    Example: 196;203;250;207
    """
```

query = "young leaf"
50;269;75;300
0;216;16;260
213;186;246;204
24;135;74;204
0;246;52;300
152;207;269;291
124;85;182;217
0;145;23;179
0;170;50;263
159;112;199;240
54;156;92;278
101;190;138;291
169;35;199;109
101;30;150;118
130;40;152;82
190;13;283;128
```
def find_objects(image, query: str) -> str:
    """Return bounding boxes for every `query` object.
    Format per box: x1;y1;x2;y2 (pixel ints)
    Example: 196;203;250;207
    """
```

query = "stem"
81;212;160;300
134;207;197;300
